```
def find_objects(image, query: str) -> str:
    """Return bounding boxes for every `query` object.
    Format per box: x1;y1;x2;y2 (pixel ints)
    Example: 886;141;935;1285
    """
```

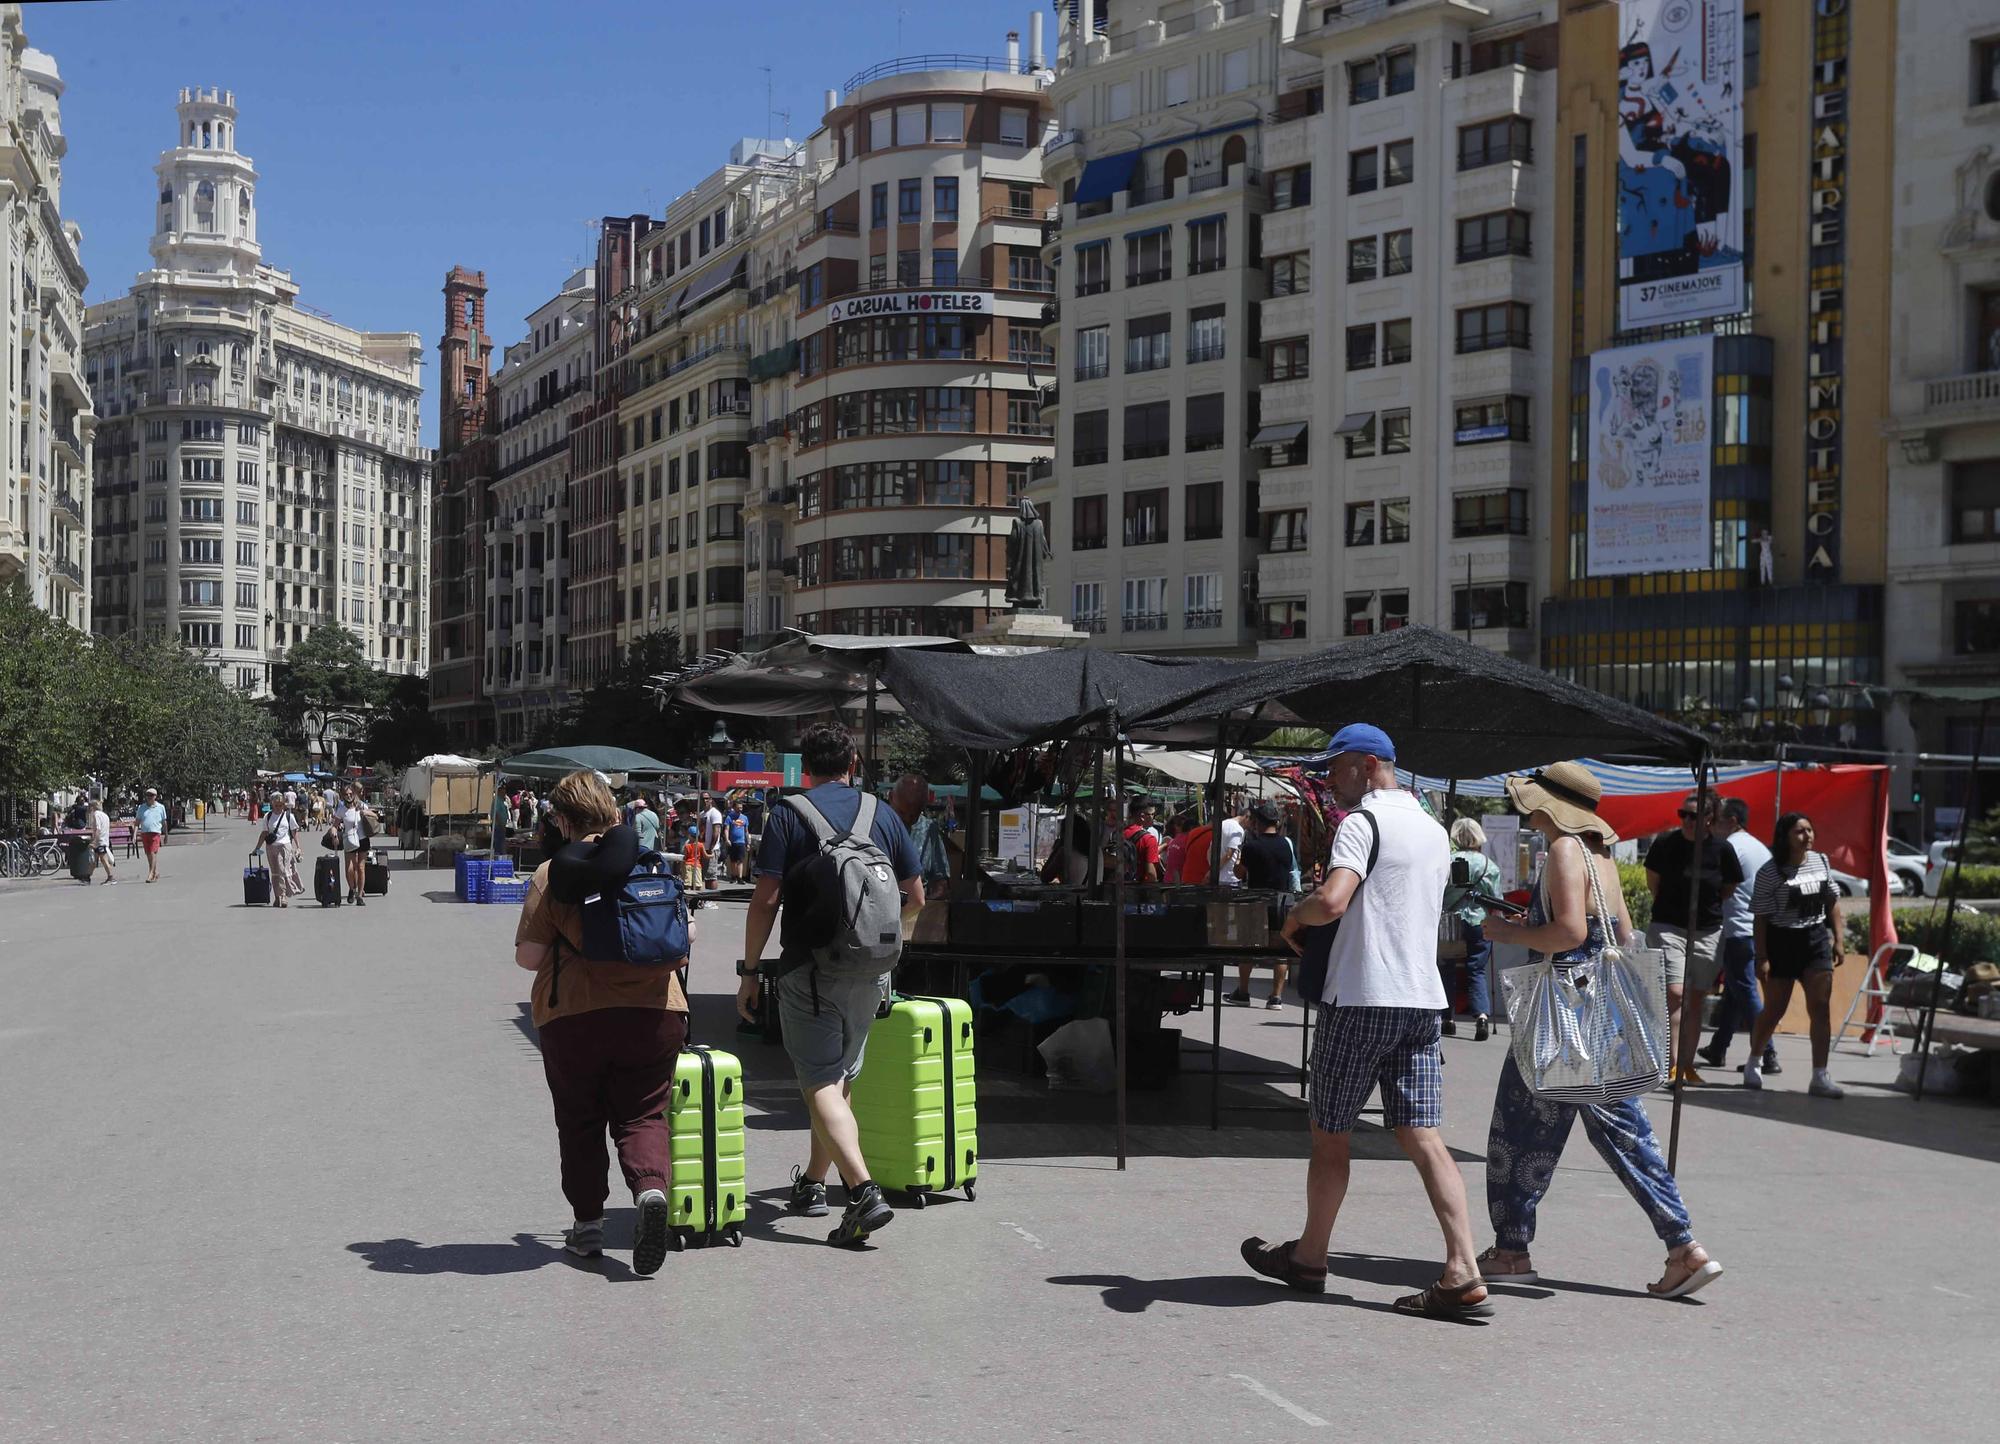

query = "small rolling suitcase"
314;853;342;908
67;838;94;881
853;994;979;1207
666;1044;746;1248
243;849;271;906
363;856;390;895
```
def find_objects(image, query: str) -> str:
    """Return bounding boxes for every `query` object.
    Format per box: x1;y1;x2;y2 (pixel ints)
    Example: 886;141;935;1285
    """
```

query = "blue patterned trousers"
1485;1054;1693;1251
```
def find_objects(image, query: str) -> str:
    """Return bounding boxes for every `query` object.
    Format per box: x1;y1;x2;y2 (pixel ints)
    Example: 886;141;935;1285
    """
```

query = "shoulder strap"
852;791;878;844
1357;808;1380;871
784;791;840;844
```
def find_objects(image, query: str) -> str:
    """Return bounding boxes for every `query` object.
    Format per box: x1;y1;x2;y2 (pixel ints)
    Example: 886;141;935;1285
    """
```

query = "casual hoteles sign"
823;291;992;323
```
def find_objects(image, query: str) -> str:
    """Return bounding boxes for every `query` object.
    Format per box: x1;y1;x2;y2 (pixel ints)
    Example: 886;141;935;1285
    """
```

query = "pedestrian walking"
1243;724;1491;1319
1443;818;1501;1040
1476;764;1724;1299
631;793;661;854
701;794;725;888
1741;813;1846;1098
512;770;689;1276
334;784;375;906
137;788;168;883
737;721;922;1247
1121;797;1162;883
282;792;304;895
262;794;300;908
1231;799;1295;1009
1699;798;1780;1076
87;795;118;885
725;799;751;883
1645;792;1743;1086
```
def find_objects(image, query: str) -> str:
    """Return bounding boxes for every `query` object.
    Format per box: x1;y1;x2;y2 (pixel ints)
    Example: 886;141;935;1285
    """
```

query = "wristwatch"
735;960;761;978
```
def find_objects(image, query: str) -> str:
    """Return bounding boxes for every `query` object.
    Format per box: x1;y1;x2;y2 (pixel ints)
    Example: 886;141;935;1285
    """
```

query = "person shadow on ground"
347;1232;639;1280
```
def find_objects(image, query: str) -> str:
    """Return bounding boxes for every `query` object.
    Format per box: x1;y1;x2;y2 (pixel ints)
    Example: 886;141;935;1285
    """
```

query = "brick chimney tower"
439;266;491;456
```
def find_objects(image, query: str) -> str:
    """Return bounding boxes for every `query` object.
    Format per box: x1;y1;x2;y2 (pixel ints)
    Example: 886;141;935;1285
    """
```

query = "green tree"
878;715;966;784
0;580;90;799
269;626;386;755
534;629;714;764
359;673;448;770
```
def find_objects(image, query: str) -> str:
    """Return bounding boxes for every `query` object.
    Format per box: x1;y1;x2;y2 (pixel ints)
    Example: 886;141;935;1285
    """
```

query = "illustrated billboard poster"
1587;334;1714;576
1616;0;1744;328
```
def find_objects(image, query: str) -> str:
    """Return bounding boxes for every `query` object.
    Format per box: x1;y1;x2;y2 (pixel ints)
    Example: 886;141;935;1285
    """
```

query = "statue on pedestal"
1005;495;1050;609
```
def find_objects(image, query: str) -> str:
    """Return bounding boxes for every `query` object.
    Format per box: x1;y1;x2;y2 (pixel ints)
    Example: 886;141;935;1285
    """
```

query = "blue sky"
32;0;1053;444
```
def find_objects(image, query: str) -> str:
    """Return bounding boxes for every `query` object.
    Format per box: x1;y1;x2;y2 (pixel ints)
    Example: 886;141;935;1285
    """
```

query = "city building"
1270;0;1556;656
0;10;93;631
86;88;429;695
430;266;495;748
1883;4;2000;830
1040;0;1281;652
486;268;592;748
1539;1;1894;752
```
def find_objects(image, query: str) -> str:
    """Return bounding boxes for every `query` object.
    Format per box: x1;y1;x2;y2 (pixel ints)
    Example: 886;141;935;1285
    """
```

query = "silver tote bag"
1501;855;1670;1105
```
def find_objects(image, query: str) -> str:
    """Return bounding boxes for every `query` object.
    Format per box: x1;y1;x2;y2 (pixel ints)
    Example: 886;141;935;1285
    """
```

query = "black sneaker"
1442;1018;1458;1037
1762;1050;1782;1075
827;1181;893;1246
632;1188;671;1277
1474;1016;1491;1042
1696;1043;1727;1069
787;1166;828;1218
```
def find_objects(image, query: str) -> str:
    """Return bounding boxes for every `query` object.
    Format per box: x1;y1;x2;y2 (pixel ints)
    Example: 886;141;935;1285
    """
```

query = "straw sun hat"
1504;761;1619;844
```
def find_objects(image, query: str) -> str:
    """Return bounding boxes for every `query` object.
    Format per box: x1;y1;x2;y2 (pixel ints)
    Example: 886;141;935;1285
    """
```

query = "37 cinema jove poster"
1616;0;1745;328
1587;334;1714;576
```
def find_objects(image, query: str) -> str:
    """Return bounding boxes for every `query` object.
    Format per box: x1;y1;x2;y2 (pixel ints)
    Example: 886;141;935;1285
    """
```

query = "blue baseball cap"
1329;723;1396;761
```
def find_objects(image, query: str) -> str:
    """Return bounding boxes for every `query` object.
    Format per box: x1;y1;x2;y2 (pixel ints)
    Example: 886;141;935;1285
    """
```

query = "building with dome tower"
84;87;429;694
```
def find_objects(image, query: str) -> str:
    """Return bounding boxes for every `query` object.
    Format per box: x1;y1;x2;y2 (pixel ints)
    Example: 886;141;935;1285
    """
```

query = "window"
1384;140;1414;187
1273;165;1312;210
999;107;1030;146
932;249;958;286
1453;581;1530;630
1345;593;1376;636
237;499;258;524
1009;321;1050;364
1382;409;1411;455
705;567;745;605
933;176;958;221
869;109;892;150
1123;401;1171;460
1458;116;1533;171
1186;481;1223;540
180;537;223;563
1259;599;1307;641
1267;337;1310;382
871;183;888;229
1123;489;1167;547
182;458;221;482
235;626;257;651
1457;209;1532;262
1454;396;1531;445
1185;572;1224;629
1188;216;1226;273
180;622;222;649
1188;305;1226;363
179;579;222;606
1349;58;1381;104
1185;394;1225;453
924;387;973;432
1125;314;1171;373
1345;501;1377;547
1384;230;1413;275
897;249;920;285
1951;461;2000;542
1349;149;1378;195
1269;253;1310;297
1453;488;1530;537
1007;395;1048;436
1385;48;1415;95
930;103;963;143
1074;410;1109;466
1164;65;1191;107
707;503;743;542
180;496;223;521
1126;228;1171;286
236;581;258;608
895;103;926;145
1264;510;1309;553
1958;599;2000;654
899;178;922;223
1075;241;1109;295
1348;237;1378;283
1381;318;1412;366
1076;325;1110;380
1977;39;2000;105
1381;498;1410;543
1120;577;1168;632
1222;48;1250;93
1457;302;1531;353
1346;324;1376;370
1381;591;1410;631
1072;581;1106;631
1073;494;1107;550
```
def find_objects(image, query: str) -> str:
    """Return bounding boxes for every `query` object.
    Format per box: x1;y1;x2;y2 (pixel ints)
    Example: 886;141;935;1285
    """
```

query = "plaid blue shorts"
1310;1005;1444;1134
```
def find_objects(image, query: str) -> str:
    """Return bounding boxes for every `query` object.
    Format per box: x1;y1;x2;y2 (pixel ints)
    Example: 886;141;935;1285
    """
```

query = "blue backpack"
550;852;690;1005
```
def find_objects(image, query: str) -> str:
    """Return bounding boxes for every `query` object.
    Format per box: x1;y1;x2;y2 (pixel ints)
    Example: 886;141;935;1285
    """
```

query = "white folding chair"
1835;943;1917;1057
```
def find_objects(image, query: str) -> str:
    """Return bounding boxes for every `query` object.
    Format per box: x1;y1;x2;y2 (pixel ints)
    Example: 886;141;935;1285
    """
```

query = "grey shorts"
775;967;891;1090
1648;924;1722;991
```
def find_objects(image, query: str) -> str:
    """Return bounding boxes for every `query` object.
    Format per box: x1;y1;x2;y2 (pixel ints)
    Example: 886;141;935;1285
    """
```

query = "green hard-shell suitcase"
666;1044;746;1248
852;995;979;1207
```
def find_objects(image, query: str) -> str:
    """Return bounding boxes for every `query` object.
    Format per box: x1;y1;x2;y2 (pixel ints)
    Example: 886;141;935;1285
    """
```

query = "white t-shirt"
337;803;366;851
1216;817;1245;888
268;809;296;845
703;806;723;844
1322;789;1450;1010
90;808;111;849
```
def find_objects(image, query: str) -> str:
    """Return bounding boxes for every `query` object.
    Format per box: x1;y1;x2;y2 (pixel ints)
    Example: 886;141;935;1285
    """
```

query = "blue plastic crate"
484;875;532;905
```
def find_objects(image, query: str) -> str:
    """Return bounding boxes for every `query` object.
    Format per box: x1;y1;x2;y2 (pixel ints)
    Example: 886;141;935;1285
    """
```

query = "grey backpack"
780;792;904;977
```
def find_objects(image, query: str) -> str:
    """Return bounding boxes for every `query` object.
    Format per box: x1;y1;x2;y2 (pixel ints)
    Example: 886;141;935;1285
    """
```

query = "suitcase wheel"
908;1191;927;1210
963;1180;977;1203
669;1231;686;1253
727;1227;743;1248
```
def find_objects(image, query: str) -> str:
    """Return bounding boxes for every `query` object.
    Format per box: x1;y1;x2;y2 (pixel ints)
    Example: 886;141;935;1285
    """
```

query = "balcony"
50;555;83;587
1260;376;1314;421
51;489;83;523
1184;608;1223;631
665;341;748;381
1923;370;2000;425
1072;613;1107;635
495;437;569;482
1121;611;1168;634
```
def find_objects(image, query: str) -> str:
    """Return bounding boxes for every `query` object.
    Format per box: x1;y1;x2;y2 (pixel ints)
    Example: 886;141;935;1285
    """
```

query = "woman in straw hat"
1475;762;1724;1299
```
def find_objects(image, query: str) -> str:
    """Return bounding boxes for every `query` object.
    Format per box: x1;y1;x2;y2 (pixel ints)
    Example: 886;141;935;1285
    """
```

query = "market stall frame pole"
1667;752;1713;1174
1913;694;1989;1102
1109;702;1128;1171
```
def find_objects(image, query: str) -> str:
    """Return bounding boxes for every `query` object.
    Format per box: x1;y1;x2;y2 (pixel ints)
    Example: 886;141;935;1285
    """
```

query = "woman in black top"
1740;812;1845;1098
1229;799;1296;1010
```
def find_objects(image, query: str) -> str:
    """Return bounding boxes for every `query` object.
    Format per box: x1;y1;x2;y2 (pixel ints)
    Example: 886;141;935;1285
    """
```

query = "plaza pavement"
0;817;1994;1442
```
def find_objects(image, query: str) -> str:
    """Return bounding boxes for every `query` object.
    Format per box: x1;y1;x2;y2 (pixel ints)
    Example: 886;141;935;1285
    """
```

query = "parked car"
1923;841;1961;898
1885;837;1927;896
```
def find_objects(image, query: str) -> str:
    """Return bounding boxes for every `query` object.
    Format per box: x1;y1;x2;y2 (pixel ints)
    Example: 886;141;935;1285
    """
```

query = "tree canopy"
269;625;386;755
528;628;717;767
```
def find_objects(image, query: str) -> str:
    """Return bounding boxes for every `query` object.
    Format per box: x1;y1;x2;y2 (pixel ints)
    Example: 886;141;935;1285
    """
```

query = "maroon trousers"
538;1007;688;1221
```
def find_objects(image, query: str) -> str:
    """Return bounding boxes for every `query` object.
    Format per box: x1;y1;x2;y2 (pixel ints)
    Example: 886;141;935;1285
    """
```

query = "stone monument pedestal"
973;609;1091;648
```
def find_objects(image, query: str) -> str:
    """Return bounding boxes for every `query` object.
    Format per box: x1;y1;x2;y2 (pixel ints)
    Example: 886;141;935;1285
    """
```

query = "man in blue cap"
1240;723;1491;1319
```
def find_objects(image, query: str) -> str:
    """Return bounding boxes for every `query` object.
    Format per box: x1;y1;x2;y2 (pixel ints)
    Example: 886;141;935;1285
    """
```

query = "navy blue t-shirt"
755;782;920;884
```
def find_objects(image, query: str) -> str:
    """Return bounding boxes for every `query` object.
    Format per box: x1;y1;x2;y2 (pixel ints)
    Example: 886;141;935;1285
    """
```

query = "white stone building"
0;11;93;631
487;267;592;748
1884;3;2000;780
85;88;429;694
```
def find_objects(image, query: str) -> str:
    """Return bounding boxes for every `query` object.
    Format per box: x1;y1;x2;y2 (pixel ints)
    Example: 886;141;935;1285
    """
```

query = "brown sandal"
1393;1277;1494;1321
1648;1243;1723;1299
1240;1236;1327;1294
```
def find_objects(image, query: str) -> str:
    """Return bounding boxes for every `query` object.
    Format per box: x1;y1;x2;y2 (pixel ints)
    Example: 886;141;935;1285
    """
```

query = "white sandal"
1477;1246;1538;1284
1649;1244;1723;1299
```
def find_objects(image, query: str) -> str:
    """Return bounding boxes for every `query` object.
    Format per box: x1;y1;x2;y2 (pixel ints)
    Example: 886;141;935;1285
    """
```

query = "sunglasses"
1677;810;1699;820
